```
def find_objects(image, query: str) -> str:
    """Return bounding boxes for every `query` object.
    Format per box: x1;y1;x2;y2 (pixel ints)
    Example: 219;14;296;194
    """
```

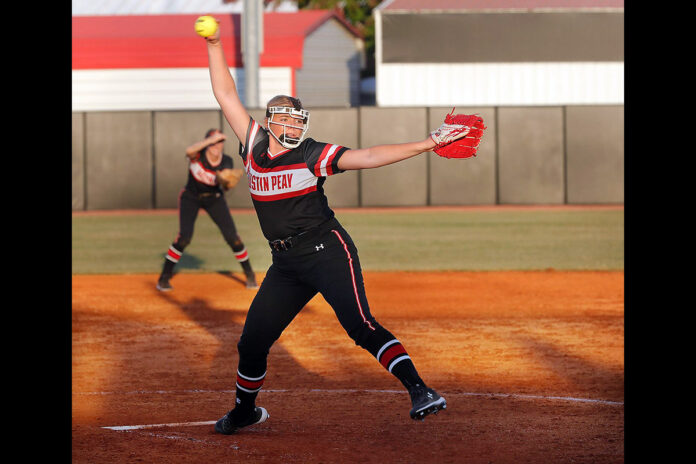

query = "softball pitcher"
201;18;472;435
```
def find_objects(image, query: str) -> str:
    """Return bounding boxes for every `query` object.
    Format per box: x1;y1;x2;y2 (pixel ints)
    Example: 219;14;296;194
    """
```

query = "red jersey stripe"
249;151;308;173
250;185;317;202
324;145;342;176
314;144;332;177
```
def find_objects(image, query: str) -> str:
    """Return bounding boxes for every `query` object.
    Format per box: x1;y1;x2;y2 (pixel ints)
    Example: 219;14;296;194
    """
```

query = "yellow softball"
194;15;218;38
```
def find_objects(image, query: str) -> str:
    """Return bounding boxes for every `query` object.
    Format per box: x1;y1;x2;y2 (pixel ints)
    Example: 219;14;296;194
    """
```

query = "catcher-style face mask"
266;106;310;149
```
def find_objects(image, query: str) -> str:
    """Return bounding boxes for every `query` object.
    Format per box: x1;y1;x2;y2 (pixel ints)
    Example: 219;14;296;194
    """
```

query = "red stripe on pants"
330;229;375;331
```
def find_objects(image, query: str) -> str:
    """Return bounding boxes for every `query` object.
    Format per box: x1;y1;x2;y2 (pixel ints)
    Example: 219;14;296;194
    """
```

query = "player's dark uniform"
229;118;430;418
157;147;256;290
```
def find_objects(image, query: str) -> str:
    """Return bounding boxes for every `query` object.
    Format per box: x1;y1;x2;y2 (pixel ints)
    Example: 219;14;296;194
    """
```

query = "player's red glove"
430;109;486;159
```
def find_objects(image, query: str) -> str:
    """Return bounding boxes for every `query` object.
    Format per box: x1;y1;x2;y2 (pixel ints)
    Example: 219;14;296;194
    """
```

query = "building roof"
72;10;361;70
71;0;298;15
377;0;624;12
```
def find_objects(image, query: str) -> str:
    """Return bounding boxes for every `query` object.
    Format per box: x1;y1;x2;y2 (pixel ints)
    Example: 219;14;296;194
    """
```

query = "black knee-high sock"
232;367;266;419
232;245;254;275
160;244;183;278
240;259;253;275
375;339;426;390
351;322;426;391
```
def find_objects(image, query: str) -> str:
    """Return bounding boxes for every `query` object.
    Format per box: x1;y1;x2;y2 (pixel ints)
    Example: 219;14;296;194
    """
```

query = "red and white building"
72;9;364;111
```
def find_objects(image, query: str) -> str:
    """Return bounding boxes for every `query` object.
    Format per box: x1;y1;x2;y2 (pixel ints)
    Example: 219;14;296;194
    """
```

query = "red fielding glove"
430;109;487;159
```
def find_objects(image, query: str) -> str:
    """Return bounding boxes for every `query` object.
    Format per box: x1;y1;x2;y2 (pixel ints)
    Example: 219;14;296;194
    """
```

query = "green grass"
71;208;623;274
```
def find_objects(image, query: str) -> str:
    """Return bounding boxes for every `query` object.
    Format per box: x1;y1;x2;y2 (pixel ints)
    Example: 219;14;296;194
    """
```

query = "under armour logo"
315;244;324;251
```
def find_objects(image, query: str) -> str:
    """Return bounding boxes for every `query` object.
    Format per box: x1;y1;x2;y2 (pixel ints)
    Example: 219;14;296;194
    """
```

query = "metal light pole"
242;0;264;108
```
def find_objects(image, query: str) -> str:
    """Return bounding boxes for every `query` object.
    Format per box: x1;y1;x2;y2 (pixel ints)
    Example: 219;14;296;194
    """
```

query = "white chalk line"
94;388;623;431
104;421;214;431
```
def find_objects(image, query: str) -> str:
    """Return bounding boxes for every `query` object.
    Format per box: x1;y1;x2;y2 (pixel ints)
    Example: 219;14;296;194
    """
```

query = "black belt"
268;231;309;252
268;218;338;252
197;192;221;199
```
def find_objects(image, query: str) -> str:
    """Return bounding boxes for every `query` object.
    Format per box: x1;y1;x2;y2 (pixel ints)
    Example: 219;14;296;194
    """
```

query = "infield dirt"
72;270;623;463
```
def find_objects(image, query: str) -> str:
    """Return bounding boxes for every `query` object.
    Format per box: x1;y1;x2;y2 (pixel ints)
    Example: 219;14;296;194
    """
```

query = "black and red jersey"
184;150;235;196
241;118;350;240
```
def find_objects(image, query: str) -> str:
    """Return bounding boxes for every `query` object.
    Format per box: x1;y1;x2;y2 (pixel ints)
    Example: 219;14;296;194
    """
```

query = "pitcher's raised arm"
203;19;251;146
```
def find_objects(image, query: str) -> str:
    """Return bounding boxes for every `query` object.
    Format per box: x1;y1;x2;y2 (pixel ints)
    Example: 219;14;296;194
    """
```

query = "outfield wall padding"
566;105;624;204
72;105;623;210
84;112;153;210
359;107;429;207
72;112;86;211
498;107;565;204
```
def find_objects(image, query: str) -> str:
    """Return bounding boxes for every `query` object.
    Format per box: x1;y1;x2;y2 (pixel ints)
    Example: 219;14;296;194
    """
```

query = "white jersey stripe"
245;121;260;172
189;160;218;186
319;144;338;177
247;163;318;200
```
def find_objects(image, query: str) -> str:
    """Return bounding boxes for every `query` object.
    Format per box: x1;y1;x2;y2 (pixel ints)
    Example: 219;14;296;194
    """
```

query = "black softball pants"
175;189;243;250
236;218;404;382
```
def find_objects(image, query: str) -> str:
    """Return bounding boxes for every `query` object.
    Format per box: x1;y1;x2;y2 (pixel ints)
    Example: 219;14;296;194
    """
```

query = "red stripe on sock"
236;375;264;390
379;344;407;369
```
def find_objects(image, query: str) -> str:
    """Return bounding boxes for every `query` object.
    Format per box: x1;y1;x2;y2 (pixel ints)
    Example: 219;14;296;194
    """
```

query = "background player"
201;19;472;434
156;128;258;291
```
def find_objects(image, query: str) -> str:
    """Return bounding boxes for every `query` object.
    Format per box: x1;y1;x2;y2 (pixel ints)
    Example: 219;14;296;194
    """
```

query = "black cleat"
214;407;269;435
156;277;172;292
245;272;259;289
409;386;446;421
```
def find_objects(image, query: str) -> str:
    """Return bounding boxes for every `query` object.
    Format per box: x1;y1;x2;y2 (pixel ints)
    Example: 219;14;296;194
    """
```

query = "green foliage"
72;209;624;274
